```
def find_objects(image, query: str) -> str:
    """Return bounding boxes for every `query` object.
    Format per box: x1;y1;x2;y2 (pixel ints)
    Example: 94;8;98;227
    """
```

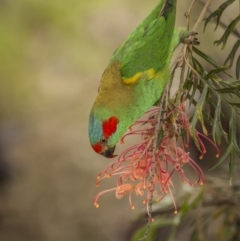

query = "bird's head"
88;112;119;158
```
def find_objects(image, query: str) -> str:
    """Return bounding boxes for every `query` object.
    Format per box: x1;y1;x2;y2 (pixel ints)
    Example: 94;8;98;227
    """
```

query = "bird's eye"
100;136;107;144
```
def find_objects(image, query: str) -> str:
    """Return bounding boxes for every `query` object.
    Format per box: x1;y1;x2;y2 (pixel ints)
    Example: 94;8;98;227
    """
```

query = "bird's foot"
182;31;200;45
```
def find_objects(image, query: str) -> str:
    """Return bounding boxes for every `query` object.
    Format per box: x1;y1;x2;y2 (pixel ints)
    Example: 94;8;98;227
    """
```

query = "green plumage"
110;0;177;77
89;0;184;157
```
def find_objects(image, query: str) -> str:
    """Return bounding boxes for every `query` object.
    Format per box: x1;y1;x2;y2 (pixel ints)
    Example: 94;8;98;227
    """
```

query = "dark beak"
101;146;116;158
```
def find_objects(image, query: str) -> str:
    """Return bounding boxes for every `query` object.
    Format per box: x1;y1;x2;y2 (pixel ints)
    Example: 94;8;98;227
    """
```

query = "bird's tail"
159;0;176;38
129;0;176;35
159;0;176;18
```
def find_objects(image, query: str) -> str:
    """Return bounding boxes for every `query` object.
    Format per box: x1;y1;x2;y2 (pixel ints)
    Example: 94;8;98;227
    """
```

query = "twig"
193;0;213;31
184;0;197;30
182;0;213;76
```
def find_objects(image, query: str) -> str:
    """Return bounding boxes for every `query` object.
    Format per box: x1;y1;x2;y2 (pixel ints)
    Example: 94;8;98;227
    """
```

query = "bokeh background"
0;0;238;240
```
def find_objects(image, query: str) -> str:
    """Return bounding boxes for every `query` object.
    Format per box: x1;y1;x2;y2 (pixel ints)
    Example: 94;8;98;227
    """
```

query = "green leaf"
189;83;209;150
229;107;237;141
190;229;199;241
192;56;205;75
212;95;226;145
231;111;240;158
166;214;182;241
130;217;174;241
187;191;203;212
193;47;231;77
214;14;240;49
209;144;232;170
224;39;240;67
236;55;240;78
202;77;240;115
210;107;240;172
215;87;240;94
204;0;236;31
193;47;218;68
229;150;235;186
204;66;229;79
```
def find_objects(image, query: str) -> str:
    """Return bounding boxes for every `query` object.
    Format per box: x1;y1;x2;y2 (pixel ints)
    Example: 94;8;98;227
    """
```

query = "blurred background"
0;0;238;240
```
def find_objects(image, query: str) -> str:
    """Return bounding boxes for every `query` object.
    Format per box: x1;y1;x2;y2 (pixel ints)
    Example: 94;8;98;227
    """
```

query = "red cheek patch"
102;117;119;138
92;143;102;153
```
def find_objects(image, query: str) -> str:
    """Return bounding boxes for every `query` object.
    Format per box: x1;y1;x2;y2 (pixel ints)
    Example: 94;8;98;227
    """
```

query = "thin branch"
181;0;213;77
184;0;198;30
192;0;213;31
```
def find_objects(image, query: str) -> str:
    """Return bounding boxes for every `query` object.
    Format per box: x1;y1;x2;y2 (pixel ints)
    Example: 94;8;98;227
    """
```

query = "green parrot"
89;0;189;157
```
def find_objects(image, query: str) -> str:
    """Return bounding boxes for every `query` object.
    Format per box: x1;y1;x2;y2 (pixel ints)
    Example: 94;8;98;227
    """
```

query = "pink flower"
94;100;220;216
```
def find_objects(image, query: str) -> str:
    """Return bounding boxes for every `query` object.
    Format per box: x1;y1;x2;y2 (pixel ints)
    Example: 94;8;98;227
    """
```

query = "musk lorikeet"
89;0;190;157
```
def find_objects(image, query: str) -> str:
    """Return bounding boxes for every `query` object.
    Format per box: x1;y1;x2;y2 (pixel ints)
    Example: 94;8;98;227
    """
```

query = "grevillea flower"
94;100;220;216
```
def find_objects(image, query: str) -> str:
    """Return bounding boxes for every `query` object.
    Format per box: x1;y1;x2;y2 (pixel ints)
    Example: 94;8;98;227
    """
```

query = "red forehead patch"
102;117;119;138
92;143;102;153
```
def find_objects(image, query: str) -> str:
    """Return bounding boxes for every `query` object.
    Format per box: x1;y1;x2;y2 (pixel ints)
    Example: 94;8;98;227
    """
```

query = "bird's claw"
182;31;200;45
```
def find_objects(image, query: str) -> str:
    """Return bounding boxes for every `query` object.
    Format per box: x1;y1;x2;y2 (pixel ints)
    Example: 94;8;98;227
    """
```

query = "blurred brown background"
0;0;238;240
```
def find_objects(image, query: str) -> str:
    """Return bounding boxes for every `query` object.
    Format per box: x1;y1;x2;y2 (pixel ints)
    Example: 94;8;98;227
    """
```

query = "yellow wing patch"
123;72;142;85
123;68;161;85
